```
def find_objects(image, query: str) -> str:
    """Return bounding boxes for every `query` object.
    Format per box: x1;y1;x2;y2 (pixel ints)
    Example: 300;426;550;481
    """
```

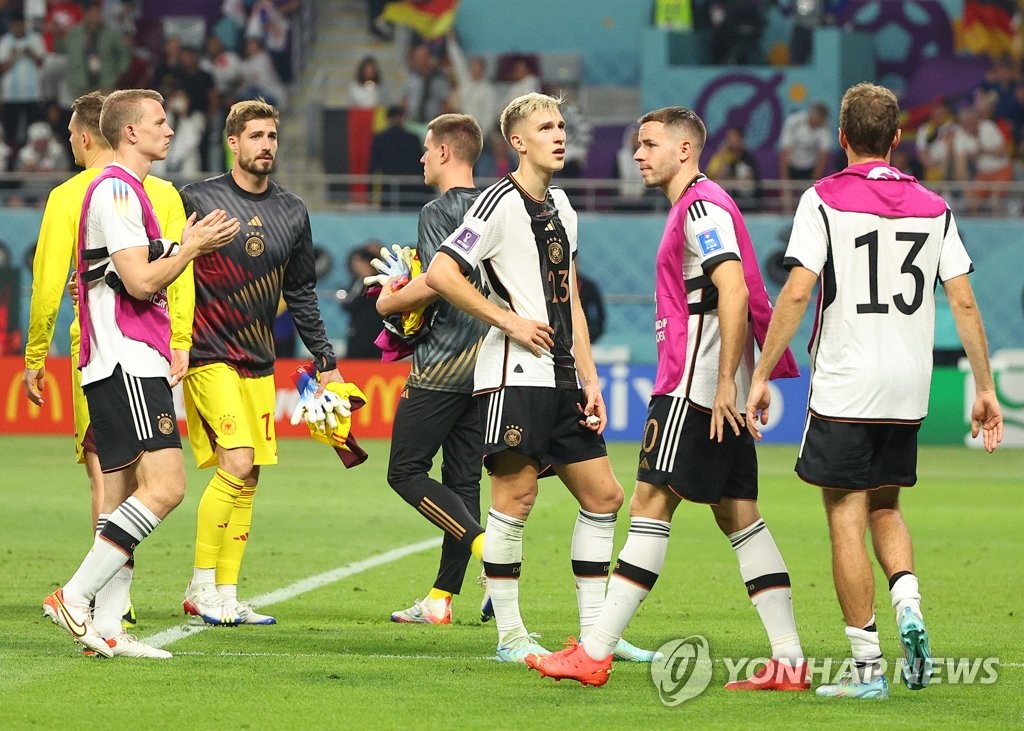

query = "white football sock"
582;517;670;661
889;572;921;620
93;563;133;638
64;497;160;606
217;583;238;601
483;509;527;643
571;509;616;639
846;619;884;682
729;518;804;664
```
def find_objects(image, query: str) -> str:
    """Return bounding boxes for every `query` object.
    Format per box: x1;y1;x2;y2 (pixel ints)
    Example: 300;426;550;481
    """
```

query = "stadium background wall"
2;355;1022;447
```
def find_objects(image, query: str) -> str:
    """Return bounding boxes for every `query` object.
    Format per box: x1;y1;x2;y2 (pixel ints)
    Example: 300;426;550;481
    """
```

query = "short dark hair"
638;106;707;154
225;98;279;138
427;114;483;165
839;82;900;157
71;91;108;143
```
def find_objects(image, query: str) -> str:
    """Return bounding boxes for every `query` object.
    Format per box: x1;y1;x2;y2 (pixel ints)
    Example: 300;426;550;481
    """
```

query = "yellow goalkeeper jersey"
24;169;189;369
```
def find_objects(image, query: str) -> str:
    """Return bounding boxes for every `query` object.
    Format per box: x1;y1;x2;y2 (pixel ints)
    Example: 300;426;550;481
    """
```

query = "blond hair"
499;92;564;144
100;89;164;149
225;98;279;138
71;91;108;145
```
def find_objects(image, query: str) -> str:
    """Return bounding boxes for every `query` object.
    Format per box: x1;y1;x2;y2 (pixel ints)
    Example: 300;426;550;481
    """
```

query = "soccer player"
25;90;189;642
376;113;490;625
42;88;238;658
526;107;808;689
426;93;655;663
745;82;1003;699
178;99;343;626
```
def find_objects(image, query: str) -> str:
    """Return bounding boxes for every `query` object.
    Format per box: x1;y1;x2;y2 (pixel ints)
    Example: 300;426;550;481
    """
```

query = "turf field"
1;436;1021;728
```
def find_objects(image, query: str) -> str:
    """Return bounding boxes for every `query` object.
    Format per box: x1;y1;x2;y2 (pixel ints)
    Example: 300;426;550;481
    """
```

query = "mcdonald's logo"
357;374;407;427
5;368;64;424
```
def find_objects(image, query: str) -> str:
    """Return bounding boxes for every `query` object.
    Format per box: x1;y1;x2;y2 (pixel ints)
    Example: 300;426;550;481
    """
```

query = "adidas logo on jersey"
639;457;651;471
248;215;263;226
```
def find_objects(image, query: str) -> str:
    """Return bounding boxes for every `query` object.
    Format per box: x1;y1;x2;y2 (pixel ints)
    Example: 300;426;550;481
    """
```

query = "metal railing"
1;172;1021;217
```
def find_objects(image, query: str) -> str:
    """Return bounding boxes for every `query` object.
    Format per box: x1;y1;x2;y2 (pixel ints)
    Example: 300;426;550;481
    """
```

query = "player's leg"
869;483;932;690
387;389;485;555
182;365;256;626
213;373;276;622
713;497;807;690
46;369;182;656
818;487;888;697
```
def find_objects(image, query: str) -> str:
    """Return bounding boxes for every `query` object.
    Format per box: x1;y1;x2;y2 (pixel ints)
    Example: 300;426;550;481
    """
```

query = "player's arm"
161;186;193;384
377;203;451;316
281;212;340;382
569;261;605;432
23;185;75;405
426;251;553;356
944;274;1002;452
376;274;439;316
708;258;747;441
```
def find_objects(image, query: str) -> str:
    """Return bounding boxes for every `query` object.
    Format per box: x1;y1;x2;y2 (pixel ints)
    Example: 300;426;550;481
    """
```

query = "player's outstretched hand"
501;311;553;357
182;209;240;256
744;379;771;442
971;390;1004;453
711;378;742;442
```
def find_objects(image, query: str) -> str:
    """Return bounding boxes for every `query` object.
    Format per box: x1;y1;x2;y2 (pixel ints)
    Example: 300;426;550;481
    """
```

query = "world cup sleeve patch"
697;228;724;256
451;226;481;252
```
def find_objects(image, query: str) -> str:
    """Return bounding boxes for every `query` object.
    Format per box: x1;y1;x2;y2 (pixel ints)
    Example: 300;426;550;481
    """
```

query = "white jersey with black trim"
786;186;973;421
81;164;170;386
665;198;754;408
437;175;579;392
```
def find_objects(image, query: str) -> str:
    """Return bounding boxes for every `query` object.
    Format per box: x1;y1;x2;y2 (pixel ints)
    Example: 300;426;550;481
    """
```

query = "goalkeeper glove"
290;363;330;431
363;244;415;289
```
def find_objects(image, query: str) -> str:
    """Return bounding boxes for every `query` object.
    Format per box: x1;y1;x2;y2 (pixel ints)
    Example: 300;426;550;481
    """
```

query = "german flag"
956;0;1016;57
381;0;459;40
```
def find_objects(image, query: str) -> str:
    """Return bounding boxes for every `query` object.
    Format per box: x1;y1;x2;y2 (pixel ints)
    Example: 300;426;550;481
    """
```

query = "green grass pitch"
1;436;1021;728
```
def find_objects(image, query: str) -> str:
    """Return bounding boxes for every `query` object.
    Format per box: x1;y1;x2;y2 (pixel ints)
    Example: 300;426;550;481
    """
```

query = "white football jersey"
437;175;579;393
81;165;171;386
786;186;972;420
662;199;754;408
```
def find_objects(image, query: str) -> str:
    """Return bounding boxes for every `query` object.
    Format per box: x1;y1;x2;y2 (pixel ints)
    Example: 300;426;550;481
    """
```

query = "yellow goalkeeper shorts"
183;363;278;469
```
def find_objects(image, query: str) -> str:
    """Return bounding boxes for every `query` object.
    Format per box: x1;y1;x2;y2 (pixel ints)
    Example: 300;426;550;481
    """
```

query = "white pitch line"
144;537;443;649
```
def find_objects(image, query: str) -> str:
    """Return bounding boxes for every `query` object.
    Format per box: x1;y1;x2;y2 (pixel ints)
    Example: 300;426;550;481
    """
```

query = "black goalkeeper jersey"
409;186;489;393
180;173;336;377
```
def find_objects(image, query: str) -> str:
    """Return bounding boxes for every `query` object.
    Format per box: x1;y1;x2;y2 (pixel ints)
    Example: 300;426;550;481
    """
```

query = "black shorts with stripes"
796;412;920;490
83;364;181;473
637;395;757;504
477;386;607;472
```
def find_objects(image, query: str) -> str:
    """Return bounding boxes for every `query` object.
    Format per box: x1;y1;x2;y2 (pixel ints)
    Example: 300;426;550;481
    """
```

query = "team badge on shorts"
503;425;523;447
221;416;237;435
245;234;265;257
157;413;175;435
547;240;564;264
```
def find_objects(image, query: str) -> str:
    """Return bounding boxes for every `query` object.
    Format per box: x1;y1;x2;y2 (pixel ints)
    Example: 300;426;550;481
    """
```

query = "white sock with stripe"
582;517;670;661
483;509;527;644
572;509;616;639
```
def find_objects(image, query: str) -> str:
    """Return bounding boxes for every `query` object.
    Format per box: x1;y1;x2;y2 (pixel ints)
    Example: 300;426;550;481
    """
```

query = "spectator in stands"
559;88;593;178
916;97;955;183
245;0;300;82
340;243;384;359
706;0;767;65
105;0;138;36
447;32;498;136
503;55;540;107
16;119;66;172
974;55;1023;135
576;269;606;343
63;1;129;98
153;34;185;98
150;89;205;179
0;10;45;150
613;121;650;208
238;34;288;107
370;104;429;210
779;101;831;209
0;123;11;173
707;126;762;211
401;42;451;125
118;25;154;90
179;45;218;117
38;0;83;105
202;34;244;102
349;54;386;108
952;100;1014;213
